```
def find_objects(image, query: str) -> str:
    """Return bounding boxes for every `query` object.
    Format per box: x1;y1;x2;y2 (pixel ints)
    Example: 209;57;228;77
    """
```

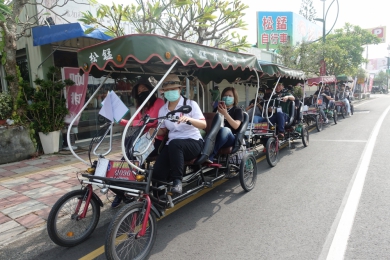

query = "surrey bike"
47;34;261;258
245;63;308;167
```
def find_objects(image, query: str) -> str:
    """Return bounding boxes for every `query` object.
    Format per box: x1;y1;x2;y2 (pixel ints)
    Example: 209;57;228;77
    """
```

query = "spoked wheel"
301;125;309;147
316;114;323;132
333;109;338;124
239;154;257;192
47;189;100;247
266;137;279;167
105;202;157;260
351;104;354;115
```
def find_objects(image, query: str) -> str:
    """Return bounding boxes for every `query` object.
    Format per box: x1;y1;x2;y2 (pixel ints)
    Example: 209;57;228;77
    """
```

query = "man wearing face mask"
245;86;267;123
268;82;295;138
150;74;206;194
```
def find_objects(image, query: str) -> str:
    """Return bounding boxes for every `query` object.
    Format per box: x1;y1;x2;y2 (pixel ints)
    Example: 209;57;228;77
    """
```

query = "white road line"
321;103;390;260
311;140;367;143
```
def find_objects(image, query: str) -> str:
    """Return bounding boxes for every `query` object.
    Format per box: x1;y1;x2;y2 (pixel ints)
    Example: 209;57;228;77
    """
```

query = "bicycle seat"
284;101;296;128
185;112;221;165
218;112;249;155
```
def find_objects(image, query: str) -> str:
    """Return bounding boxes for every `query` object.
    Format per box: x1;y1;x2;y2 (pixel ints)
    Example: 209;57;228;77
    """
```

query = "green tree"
374;70;388;86
80;0;250;51
0;0;85;101
278;23;380;77
299;0;317;22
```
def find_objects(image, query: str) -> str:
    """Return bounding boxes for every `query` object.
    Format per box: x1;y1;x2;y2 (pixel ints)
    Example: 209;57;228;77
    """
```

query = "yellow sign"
365;26;386;43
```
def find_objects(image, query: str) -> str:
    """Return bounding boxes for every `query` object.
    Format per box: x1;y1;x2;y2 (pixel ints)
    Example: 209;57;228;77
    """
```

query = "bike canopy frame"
75;34;263;169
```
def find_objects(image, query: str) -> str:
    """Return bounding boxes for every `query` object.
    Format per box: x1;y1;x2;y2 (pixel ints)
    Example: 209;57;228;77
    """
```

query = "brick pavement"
0;138;123;246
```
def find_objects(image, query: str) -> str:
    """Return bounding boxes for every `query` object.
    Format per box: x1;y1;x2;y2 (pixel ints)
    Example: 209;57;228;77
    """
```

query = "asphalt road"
1;94;389;260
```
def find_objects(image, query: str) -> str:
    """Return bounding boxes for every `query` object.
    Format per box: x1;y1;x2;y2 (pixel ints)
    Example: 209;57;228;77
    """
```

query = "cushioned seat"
217;112;249;156
284;101;296;128
185;113;221;165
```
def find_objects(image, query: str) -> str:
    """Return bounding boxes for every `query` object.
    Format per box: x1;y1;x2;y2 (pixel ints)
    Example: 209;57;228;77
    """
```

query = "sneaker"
171;179;182;194
347;112;351;117
111;196;122;208
278;133;285;139
325;118;329;124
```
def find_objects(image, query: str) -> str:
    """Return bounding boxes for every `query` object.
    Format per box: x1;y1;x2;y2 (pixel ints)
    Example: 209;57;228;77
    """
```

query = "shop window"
54;51;78;67
16;57;30;82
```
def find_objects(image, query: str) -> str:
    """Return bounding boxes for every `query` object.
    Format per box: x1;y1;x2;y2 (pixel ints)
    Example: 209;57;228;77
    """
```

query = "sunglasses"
162;81;181;86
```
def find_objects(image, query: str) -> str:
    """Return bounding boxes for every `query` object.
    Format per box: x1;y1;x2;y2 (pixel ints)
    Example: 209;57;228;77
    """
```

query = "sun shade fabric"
307;75;337;86
77;34;263;84
336;75;353;82
32;23;112;46
259;61;306;80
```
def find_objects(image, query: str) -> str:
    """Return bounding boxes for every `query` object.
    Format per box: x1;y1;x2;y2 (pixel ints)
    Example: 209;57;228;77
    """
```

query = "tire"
333;109;338;124
351;104;354;115
266;137;279;167
47;189;100;247
239;154;257;192
105;202;157;260
301;126;309;147
316;114;323;132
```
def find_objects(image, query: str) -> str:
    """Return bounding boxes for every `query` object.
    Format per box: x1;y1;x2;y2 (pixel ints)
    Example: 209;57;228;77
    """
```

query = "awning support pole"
37;40;67;69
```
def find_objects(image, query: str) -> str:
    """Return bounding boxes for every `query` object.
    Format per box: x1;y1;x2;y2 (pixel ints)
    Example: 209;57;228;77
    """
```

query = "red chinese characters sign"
260;15;289;45
62;67;89;125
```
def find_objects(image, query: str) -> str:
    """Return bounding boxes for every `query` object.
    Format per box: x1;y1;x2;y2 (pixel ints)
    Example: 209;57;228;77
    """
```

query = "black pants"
153;138;203;182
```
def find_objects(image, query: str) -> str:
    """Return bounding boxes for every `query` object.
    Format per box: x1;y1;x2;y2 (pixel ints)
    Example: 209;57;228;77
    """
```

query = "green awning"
336;75;353;82
77;34;262;84
259;62;306;80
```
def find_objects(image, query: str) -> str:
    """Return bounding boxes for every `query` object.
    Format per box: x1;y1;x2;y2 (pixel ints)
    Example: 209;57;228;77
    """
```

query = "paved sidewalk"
0;138;123;246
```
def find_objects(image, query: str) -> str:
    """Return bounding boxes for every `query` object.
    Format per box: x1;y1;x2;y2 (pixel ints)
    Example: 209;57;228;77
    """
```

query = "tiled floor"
0;138;123;246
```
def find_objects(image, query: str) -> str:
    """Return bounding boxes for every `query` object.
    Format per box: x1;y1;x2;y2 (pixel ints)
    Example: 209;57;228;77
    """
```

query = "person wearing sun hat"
149;74;206;194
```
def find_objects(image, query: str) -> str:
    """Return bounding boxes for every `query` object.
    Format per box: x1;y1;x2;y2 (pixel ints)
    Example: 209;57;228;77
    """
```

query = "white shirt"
158;96;205;144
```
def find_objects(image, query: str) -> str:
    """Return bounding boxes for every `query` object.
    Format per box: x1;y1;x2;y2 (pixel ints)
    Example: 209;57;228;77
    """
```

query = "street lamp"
314;0;326;43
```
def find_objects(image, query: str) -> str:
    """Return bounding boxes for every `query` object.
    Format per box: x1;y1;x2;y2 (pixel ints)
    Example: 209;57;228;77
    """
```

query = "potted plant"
0;92;12;125
22;67;74;154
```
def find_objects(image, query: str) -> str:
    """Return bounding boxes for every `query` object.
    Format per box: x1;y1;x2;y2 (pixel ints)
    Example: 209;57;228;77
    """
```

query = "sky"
96;0;389;59
241;0;389;59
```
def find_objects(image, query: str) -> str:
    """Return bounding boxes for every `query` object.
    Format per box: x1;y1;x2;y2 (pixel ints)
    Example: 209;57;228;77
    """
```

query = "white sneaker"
347;112;351;117
325;118;329;124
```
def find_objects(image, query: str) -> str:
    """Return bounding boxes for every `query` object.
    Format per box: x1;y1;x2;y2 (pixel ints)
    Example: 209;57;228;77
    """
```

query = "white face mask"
258;93;264;99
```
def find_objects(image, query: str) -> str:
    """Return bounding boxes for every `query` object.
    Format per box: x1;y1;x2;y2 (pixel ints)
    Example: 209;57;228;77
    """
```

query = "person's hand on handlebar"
177;115;191;124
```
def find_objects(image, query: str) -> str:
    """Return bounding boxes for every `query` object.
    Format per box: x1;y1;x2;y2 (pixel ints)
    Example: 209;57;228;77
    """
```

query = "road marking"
311;140;367;143
352;111;370;114
320;103;390;260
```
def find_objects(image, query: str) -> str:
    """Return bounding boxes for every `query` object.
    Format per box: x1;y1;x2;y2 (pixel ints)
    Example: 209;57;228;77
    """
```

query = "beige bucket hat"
161;74;183;90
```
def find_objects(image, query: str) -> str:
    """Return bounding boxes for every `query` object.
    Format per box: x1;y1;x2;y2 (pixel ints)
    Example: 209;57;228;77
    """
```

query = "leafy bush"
21;67;74;134
0;92;13;119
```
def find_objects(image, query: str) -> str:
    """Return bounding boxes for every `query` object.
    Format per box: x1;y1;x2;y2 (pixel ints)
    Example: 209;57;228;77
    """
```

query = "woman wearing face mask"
150;74;206;194
120;79;165;156
113;79;165;208
208;86;243;163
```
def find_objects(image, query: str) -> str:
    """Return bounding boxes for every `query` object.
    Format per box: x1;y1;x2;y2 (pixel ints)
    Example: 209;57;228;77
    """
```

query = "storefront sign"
62;67;89;125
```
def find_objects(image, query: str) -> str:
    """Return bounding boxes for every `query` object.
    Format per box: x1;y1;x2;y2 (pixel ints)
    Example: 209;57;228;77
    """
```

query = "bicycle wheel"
266;137;279;167
301;125;309;147
47;189;100;247
351;104;354;115
239;154;257;192
341;106;346;119
316;114;323;132
333;109;338;124
105;202;157;260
